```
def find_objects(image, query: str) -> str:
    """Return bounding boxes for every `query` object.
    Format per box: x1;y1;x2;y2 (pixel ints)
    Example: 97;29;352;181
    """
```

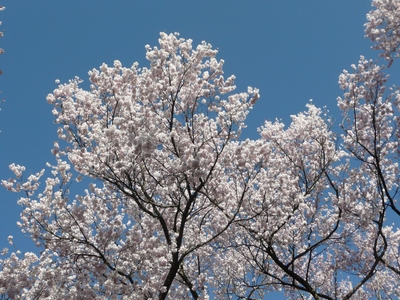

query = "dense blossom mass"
1;1;400;299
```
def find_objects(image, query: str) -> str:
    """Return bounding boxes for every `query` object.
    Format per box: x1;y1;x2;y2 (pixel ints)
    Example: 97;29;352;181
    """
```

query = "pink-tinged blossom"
2;27;400;300
365;0;400;65
1;32;259;300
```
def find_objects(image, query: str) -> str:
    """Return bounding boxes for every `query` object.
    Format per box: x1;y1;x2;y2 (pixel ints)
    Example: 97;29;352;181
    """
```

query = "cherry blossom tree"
365;0;400;66
213;1;400;299
214;58;400;299
1;32;259;299
1;1;400;299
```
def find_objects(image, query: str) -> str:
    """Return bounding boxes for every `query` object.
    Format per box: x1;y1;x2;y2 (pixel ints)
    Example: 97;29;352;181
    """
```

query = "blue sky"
0;0;387;295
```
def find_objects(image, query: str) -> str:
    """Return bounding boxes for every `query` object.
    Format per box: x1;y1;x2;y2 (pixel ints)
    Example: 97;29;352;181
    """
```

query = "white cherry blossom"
2;10;400;297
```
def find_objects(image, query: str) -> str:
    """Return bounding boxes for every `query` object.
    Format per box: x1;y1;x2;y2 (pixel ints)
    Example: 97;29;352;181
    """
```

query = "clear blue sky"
0;0;387;295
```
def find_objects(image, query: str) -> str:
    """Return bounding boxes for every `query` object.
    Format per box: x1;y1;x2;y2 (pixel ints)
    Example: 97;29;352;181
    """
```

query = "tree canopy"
1;1;400;299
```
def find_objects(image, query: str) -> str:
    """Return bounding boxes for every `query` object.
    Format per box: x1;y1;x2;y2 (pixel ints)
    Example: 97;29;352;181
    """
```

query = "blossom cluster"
1;7;400;297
